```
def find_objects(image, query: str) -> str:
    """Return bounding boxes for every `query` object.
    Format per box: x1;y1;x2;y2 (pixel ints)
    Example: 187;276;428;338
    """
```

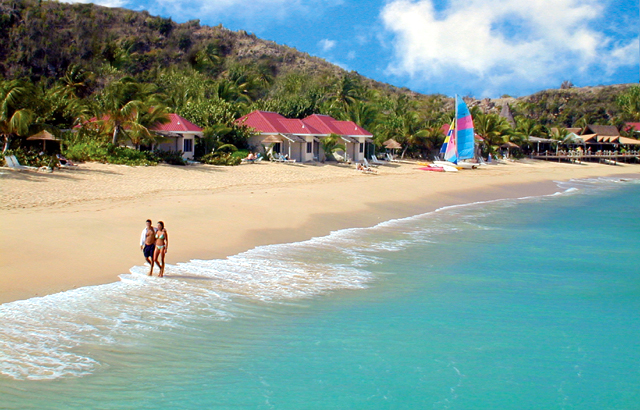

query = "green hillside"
1;0;638;165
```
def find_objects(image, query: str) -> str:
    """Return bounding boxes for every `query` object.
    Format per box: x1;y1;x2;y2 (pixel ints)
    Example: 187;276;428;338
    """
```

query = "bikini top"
156;232;165;240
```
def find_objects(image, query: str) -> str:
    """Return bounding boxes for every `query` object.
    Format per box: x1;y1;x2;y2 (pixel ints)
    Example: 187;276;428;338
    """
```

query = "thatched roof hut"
499;104;516;128
583;125;619;138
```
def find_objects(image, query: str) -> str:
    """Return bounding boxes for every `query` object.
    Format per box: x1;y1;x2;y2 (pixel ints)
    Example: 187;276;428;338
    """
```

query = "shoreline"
1;160;639;304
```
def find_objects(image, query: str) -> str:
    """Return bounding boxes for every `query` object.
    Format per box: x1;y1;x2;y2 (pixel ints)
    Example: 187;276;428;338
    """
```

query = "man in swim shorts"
140;219;156;275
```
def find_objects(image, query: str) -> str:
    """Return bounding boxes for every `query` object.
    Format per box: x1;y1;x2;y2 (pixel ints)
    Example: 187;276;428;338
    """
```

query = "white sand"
1;159;638;304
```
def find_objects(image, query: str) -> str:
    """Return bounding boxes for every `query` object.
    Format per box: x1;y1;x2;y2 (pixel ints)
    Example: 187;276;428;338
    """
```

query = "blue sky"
68;0;639;98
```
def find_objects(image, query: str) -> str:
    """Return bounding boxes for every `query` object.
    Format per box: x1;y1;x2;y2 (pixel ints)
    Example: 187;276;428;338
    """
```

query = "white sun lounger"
385;153;400;163
4;155;38;171
363;157;378;168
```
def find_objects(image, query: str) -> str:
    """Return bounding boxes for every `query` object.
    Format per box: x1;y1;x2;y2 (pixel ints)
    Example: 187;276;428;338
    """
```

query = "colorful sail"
443;119;457;163
456;96;475;160
439;118;455;155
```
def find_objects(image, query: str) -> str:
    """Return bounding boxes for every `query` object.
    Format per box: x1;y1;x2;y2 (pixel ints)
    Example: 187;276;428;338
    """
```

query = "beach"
1;159;639;304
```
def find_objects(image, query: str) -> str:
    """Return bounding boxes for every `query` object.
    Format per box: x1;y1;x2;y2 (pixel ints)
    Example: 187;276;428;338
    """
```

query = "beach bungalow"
302;114;373;162
79;113;203;160
236;111;373;162
236;111;316;162
152;114;203;160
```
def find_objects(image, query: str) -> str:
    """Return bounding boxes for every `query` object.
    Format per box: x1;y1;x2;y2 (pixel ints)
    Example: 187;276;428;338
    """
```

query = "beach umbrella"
27;130;59;151
262;135;281;144
261;135;282;157
383;139;402;149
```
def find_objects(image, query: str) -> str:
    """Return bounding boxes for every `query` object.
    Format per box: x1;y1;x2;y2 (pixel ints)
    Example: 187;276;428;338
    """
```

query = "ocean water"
1;177;639;409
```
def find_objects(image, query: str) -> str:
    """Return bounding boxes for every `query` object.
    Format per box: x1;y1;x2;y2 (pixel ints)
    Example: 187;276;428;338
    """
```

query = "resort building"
236;110;373;162
80;113;203;160
152;114;203;160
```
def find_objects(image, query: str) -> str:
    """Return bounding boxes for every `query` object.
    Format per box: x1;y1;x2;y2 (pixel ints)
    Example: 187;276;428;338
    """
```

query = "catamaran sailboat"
433;95;478;170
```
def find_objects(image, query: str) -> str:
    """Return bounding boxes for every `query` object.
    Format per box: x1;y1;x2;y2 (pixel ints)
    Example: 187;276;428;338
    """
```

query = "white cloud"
606;37;640;75
381;0;638;96
347;50;356;60
319;39;337;52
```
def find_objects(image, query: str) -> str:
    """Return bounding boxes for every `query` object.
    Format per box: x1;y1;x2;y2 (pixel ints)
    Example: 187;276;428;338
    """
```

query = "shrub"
63;141;157;166
200;152;241;166
3;147;57;168
152;150;186;165
231;149;249;159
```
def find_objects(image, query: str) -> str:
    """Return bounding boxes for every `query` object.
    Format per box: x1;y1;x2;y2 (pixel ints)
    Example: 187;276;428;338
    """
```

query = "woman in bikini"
153;221;168;277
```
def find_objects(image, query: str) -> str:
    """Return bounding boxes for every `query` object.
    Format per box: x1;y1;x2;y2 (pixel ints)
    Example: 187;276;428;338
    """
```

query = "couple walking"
140;219;169;277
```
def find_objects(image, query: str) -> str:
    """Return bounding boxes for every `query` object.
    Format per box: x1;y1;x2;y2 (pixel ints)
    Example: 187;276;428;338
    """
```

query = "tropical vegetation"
1;0;638;167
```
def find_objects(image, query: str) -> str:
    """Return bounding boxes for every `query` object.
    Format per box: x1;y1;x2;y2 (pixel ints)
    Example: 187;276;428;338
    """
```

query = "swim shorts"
143;243;155;258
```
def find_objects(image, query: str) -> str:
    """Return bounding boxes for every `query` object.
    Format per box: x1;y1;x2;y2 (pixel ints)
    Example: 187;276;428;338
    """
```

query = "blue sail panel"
456;98;475;160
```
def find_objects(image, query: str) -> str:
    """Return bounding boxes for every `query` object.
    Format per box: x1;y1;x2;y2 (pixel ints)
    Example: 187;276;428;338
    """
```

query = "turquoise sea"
1;177;639;409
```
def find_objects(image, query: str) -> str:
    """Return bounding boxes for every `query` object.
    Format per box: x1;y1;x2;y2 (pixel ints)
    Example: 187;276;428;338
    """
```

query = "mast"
454;94;459;162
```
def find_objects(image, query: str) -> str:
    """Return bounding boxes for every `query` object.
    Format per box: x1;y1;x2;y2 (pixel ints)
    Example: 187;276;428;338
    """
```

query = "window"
359;142;364;153
307;142;313;153
183;138;193;152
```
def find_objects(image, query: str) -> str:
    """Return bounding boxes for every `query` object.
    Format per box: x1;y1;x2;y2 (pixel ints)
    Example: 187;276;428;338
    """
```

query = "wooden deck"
531;153;640;164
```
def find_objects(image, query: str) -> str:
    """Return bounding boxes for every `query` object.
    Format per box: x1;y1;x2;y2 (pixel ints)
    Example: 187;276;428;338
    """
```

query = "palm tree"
333;74;362;109
323;74;363;119
617;85;640;121
320;134;346;161
60;64;93;99
515;118;542;138
212;80;251;105
420;122;446;158
346;100;379;132
474;112;511;154
549;126;570;141
0;80;34;152
90;79;169;146
396;111;430;158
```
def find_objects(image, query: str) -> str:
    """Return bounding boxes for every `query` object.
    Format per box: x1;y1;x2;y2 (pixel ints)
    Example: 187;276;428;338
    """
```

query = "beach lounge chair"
277;153;296;163
363;157;378;168
385;153;400;163
4;155;38;171
57;154;78;169
370;155;385;165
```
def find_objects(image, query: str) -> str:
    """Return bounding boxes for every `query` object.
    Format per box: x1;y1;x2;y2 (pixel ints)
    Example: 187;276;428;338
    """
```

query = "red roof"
152;114;202;133
302;114;344;135
76;113;202;133
330;120;373;136
236;111;289;134
236;110;372;137
625;122;640;132
278;118;322;135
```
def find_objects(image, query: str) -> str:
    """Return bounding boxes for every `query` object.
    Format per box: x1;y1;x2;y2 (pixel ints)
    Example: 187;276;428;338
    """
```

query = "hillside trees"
473;112;512;154
90;78;169;146
0;80;35;152
617;85;640;121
